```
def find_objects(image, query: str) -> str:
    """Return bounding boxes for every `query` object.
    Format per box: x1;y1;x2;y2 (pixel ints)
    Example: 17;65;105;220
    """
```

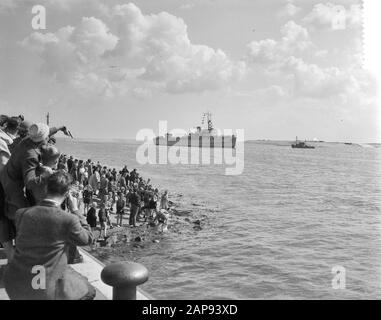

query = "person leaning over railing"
0;123;51;262
3;170;95;300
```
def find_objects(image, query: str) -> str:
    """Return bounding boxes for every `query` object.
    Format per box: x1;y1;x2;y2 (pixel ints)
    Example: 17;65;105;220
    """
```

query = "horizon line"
55;136;381;145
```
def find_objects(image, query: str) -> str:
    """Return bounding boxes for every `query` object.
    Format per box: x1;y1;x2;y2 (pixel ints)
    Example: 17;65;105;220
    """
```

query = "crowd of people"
58;154;171;239
0;114;170;300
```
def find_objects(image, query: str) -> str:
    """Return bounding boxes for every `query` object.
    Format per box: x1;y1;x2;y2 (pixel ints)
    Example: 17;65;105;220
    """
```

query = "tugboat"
291;137;315;149
155;112;236;148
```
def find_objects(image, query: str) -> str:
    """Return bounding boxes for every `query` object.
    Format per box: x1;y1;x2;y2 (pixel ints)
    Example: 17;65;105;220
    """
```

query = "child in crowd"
147;193;157;222
98;204;108;239
160;190;169;210
83;185;93;214
86;202;97;231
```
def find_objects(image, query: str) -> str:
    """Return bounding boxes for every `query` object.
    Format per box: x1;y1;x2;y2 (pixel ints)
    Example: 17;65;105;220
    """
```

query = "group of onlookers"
56;154;171;239
0;114;170;300
0;115;95;299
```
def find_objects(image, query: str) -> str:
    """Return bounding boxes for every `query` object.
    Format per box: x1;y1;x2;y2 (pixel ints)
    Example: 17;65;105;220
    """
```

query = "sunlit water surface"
57;139;381;299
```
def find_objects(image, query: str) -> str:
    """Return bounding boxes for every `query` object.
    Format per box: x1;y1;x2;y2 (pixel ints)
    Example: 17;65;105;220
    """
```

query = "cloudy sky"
0;0;378;142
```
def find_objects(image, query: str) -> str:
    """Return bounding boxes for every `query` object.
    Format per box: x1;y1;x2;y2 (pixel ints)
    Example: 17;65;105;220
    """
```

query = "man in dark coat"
67;156;74;173
128;188;141;227
3;170;95;300
0;123;50;222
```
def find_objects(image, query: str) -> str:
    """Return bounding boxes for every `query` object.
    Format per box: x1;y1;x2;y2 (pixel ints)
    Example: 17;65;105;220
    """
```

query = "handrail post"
101;261;149;300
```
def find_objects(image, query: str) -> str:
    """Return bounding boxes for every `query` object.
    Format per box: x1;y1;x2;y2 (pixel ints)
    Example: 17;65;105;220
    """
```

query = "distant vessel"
291;137;315;149
155;112;236;148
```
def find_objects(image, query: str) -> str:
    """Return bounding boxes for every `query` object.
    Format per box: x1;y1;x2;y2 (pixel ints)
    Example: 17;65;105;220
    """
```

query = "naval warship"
155;112;236;148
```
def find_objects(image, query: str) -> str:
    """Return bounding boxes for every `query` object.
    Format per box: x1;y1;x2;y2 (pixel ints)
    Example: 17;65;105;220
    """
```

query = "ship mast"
202;112;213;132
46;112;50;126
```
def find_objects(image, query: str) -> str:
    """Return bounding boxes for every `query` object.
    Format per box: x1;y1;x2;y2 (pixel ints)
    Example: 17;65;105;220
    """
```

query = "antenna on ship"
202;111;213;132
46;112;50;126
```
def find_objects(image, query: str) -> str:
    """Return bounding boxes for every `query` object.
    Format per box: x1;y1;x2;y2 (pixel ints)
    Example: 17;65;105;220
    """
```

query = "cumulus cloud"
72;17;118;59
279;1;302;17
245;18;374;105
22;17;118;95
303;3;362;30
21;2;245;97
1;0;97;12
71;72;114;98
247;21;312;65
282;56;351;98
110;3;245;94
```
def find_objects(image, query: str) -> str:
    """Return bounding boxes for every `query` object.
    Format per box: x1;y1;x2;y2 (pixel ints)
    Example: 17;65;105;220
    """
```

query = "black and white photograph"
0;0;380;306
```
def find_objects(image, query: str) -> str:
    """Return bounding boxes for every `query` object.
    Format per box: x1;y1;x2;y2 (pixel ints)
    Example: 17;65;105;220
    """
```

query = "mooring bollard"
101;261;149;300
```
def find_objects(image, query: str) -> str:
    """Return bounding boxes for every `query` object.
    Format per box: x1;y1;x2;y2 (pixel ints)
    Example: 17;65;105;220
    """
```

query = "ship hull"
155;135;236;148
291;145;315;149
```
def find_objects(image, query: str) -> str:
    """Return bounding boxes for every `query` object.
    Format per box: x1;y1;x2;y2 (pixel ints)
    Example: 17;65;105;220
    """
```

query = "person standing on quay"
128;188;141;227
98;204;108;239
82;184;93;214
86;202;97;231
160;190;169;210
116;193;126;227
88;168;100;195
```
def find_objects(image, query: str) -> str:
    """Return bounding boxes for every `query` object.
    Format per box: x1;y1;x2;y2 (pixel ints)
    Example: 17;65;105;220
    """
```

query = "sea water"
56;138;381;299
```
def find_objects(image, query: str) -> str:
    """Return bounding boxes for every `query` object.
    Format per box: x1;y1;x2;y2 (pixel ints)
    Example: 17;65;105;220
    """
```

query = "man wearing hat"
3;170;95;300
10;121;71;151
8;120;32;153
128;187;141;227
0;123;52;258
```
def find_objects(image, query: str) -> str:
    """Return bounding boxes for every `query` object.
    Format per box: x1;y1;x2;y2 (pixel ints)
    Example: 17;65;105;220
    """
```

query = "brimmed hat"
6;117;21;130
29;123;50;143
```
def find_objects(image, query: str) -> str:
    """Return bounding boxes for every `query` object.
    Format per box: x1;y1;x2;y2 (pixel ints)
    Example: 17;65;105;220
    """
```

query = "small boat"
291;137;315;149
